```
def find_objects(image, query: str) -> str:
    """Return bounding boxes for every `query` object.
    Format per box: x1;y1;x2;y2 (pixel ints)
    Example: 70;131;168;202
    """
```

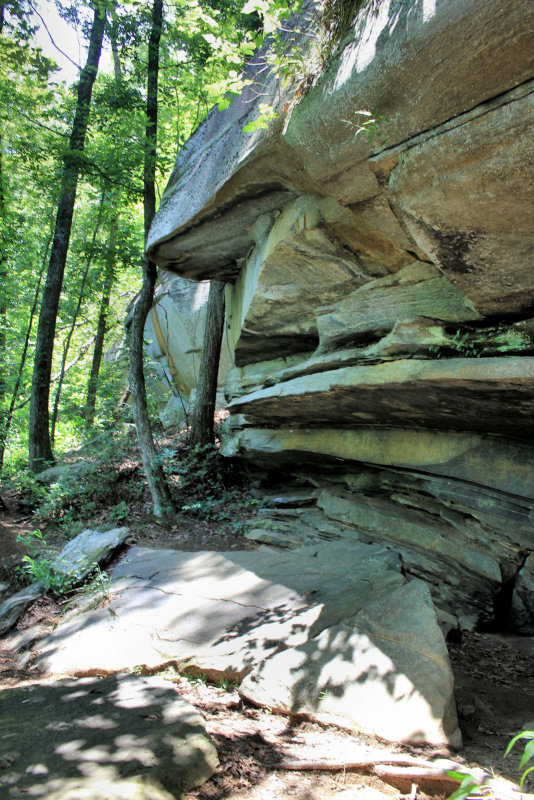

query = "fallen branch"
279;756;529;800
278;753;432;772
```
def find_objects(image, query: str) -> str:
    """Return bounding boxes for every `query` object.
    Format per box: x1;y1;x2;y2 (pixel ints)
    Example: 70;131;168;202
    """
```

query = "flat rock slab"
35;541;403;677
34;542;459;746
241;580;461;747
0;674;218;799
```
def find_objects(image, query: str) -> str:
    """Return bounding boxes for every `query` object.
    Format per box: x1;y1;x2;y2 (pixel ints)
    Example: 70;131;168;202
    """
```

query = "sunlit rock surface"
144;274;231;430
148;0;534;631
34;543;460;746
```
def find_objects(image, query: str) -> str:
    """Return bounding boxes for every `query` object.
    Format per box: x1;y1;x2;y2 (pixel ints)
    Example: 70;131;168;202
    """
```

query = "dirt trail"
2;490;534;800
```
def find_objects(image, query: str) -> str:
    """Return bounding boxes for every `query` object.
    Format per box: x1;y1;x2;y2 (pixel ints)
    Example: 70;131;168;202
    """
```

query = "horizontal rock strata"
148;0;534;633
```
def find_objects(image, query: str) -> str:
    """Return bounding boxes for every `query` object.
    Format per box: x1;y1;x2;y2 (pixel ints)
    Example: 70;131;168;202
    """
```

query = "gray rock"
32;541;459;747
316;262;481;351
0;674;218;799
228;356;534;440
143;274;231;412
510;554;534;634
240;580;461;747
37;461;92;484
53;526;131;580
0;528;130;636
36;541;404;677
0;582;43;636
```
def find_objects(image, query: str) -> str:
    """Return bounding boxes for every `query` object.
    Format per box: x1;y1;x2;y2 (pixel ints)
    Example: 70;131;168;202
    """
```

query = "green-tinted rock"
316;262;481;351
228;357;534;439
223;426;534;501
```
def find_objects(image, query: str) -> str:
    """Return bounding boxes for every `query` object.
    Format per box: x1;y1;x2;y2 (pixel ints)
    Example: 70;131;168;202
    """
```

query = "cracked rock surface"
34;541;460;747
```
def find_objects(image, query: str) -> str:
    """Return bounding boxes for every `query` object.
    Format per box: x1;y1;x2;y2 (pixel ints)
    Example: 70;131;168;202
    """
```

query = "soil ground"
1;460;534;800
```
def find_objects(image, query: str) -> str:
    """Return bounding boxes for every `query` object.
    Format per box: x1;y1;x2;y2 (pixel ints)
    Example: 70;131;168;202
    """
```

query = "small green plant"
16;530;77;595
185;671;208;687
108;500;129;523
429;329;483;360
216;677;238;692
351;109;391;146
445;770;486;800
446;729;534;800
505;730;534;788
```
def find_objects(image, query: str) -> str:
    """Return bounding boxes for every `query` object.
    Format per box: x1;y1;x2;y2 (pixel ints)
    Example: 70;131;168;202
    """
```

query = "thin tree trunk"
0;229;52;472
129;0;173;518
28;1;108;472
109;10;123;83
49;190;104;444
190;281;225;446
0;2;7;449
84;212;117;428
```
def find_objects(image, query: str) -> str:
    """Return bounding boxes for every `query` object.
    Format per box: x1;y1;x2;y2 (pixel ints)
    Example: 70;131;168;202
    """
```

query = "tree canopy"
0;0;292;476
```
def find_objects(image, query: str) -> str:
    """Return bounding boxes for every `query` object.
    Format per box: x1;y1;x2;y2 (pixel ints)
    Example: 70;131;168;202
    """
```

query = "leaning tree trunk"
28;1;107;472
189;280;225;447
84;212;117;428
129;0;173;518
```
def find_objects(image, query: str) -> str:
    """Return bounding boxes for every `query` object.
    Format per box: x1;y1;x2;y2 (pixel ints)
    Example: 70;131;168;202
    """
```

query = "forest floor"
1;444;534;800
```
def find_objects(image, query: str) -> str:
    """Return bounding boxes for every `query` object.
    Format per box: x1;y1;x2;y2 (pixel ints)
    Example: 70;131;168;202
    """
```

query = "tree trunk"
0;228;51;472
129;0;173;518
84;212;117;428
28;1;107;472
50;190;105;445
0;3;7;452
190;280;225;447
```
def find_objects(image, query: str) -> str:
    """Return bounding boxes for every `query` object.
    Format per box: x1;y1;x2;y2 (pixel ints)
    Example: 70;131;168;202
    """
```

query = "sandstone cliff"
148;0;534;633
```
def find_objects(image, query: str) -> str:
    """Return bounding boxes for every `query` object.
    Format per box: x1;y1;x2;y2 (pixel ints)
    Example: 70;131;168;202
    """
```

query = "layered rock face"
148;0;534;631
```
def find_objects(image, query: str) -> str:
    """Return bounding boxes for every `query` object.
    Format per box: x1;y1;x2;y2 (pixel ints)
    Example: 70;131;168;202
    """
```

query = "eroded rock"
240;580;461;747
146;0;534;636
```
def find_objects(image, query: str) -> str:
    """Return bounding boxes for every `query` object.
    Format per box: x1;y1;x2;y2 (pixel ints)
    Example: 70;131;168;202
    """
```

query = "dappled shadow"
33;539;459;749
0;673;217;798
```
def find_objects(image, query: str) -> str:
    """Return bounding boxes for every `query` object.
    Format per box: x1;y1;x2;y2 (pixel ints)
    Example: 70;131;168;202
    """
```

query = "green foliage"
7;432;143;531
429;330;483;360
352;109;390;146
445;770;485;800
15;530;78;595
446;730;534;800
505;730;534;789
158;440;260;525
216;676;238;692
242;102;278;132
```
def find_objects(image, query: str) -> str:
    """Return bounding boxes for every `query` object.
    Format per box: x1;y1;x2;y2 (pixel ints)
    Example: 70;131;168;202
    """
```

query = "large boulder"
0;674;218;799
146;0;534;630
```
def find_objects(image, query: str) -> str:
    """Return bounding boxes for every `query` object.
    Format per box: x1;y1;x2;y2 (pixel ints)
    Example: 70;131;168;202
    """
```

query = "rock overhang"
147;0;534;634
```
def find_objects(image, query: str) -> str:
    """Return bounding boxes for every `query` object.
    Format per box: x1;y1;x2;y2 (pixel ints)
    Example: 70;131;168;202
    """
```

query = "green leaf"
520;765;534;789
504;731;534;758
519;739;534;769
